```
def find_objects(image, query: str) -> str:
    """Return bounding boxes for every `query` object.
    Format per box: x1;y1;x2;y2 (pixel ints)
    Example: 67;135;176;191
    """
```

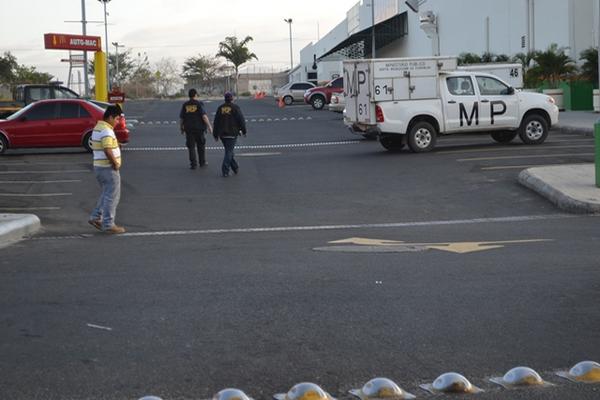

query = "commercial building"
291;0;597;84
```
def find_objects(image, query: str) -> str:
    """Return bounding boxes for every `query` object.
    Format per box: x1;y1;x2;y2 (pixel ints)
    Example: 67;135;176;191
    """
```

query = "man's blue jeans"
221;137;238;175
90;167;121;229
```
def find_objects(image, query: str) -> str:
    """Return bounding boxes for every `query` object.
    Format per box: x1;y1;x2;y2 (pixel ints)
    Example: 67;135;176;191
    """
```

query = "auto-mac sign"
44;33;101;52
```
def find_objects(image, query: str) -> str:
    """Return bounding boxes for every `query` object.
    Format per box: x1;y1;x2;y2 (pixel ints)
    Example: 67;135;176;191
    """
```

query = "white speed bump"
556;361;600;383
349;377;415;400
420;372;482;394
274;382;335;400
213;388;254;400
137;397;163;400
490;366;552;389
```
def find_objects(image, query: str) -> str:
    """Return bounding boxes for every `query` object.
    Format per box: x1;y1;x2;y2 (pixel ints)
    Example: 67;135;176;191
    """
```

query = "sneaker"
88;219;102;231
232;167;239;175
199;162;208;167
103;225;126;234
222;172;229;177
190;165;197;170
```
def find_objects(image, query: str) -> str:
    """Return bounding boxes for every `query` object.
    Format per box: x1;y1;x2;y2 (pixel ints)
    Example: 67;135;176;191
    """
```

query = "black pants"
185;130;206;166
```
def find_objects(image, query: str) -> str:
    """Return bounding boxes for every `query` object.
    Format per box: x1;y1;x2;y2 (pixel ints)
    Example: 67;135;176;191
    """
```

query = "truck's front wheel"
519;114;548;145
407;121;437;152
380;135;404;151
491;131;518;143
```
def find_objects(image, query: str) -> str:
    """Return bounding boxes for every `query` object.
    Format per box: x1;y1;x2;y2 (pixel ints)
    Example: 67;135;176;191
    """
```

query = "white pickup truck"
343;57;559;152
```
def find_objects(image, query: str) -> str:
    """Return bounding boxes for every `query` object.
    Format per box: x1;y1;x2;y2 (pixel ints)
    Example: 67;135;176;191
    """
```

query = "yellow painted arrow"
328;238;552;254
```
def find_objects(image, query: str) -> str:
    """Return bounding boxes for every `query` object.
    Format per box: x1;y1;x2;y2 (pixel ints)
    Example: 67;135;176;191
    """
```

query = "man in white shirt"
88;105;126;234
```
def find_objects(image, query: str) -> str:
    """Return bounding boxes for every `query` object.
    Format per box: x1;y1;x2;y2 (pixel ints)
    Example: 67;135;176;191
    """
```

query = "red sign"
108;90;125;104
44;33;101;51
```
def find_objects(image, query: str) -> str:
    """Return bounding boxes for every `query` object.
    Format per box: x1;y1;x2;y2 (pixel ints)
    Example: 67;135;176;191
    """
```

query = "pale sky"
0;0;360;84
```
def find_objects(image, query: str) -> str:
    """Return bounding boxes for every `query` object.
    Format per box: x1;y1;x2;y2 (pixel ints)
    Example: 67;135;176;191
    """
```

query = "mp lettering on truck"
344;68;368;98
459;101;507;127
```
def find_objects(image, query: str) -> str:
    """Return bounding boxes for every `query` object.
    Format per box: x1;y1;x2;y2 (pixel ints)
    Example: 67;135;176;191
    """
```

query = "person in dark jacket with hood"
213;92;247;177
179;88;213;169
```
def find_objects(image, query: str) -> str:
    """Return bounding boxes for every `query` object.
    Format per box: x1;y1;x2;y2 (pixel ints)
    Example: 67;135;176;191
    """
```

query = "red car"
0;99;129;154
304;77;344;110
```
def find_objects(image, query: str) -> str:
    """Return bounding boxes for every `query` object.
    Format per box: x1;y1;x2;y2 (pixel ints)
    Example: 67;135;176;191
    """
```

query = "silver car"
328;93;345;113
276;81;315;105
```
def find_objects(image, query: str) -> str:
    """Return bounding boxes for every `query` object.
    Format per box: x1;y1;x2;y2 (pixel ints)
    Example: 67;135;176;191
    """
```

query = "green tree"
512;51;540;88
182;54;222;93
457;53;482;65
13;65;53;84
0;52;18;84
579;47;598;87
88;50;136;86
216;36;258;94
529;43;577;89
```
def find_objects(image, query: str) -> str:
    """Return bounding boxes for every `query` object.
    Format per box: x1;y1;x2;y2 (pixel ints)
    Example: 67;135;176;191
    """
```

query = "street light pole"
98;0;111;92
371;0;376;58
284;18;293;70
80;0;90;97
112;42;124;86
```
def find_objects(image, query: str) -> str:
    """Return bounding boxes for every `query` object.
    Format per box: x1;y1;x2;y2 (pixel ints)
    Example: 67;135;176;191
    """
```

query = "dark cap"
224;92;233;102
188;88;198;98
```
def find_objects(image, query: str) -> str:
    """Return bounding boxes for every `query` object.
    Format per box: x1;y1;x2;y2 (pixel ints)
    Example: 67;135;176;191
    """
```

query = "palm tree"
579;47;598;88
529;44;577;89
216;36;258;95
512;51;540;88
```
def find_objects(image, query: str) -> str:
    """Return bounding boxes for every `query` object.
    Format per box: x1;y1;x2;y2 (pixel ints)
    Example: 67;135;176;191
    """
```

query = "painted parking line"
440;144;594;155
457;153;594;162
237;152;282;157
31;213;577;241
0;207;61;211
0;180;82;184
123;140;361;152
480;164;561;171
0;170;89;174
0;192;72;197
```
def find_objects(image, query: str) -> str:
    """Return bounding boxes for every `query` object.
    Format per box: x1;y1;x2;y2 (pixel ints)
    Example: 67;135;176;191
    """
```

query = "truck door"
443;76;481;132
475;76;519;129
344;62;373;124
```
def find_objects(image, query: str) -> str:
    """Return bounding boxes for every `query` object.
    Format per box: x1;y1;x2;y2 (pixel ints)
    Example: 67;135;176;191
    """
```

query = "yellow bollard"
94;51;108;102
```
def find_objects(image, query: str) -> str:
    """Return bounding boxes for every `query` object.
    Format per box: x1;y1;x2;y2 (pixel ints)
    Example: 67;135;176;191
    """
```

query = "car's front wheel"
311;95;326;110
0;135;8;154
519;114;548;145
83;131;93;152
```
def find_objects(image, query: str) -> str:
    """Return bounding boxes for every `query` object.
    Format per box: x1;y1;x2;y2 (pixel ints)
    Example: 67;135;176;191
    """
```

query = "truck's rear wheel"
491;131;518;143
407;121;437;152
283;95;293;105
83;131;93;152
380;135;405;151
519;114;548;145
0;135;8;154
311;95;326;110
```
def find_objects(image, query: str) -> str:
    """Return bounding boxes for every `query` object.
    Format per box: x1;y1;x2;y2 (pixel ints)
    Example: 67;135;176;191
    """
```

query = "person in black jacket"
213;92;247;177
179;88;213;169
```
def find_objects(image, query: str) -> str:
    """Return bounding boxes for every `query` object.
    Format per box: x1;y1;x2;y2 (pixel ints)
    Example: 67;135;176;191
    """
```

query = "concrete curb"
518;168;600;214
0;214;41;248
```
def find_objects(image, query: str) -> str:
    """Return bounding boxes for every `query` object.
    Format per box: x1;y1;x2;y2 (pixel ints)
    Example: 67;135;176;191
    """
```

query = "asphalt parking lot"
1;98;599;399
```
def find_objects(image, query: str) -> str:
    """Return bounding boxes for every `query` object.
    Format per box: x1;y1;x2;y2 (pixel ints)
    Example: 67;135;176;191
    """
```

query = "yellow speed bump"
420;372;483;394
490;366;553;389
556;361;600;383
274;383;335;400
349;377;415;400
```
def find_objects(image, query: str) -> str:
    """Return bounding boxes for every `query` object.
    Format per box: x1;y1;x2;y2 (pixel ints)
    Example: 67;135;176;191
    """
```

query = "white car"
328;93;345;113
276;81;315;105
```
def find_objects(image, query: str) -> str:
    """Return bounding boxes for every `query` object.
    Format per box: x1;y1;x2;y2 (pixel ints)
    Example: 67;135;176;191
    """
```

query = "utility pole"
81;0;89;97
284;19;294;70
112;42;124;86
371;0;376;58
99;0;111;92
